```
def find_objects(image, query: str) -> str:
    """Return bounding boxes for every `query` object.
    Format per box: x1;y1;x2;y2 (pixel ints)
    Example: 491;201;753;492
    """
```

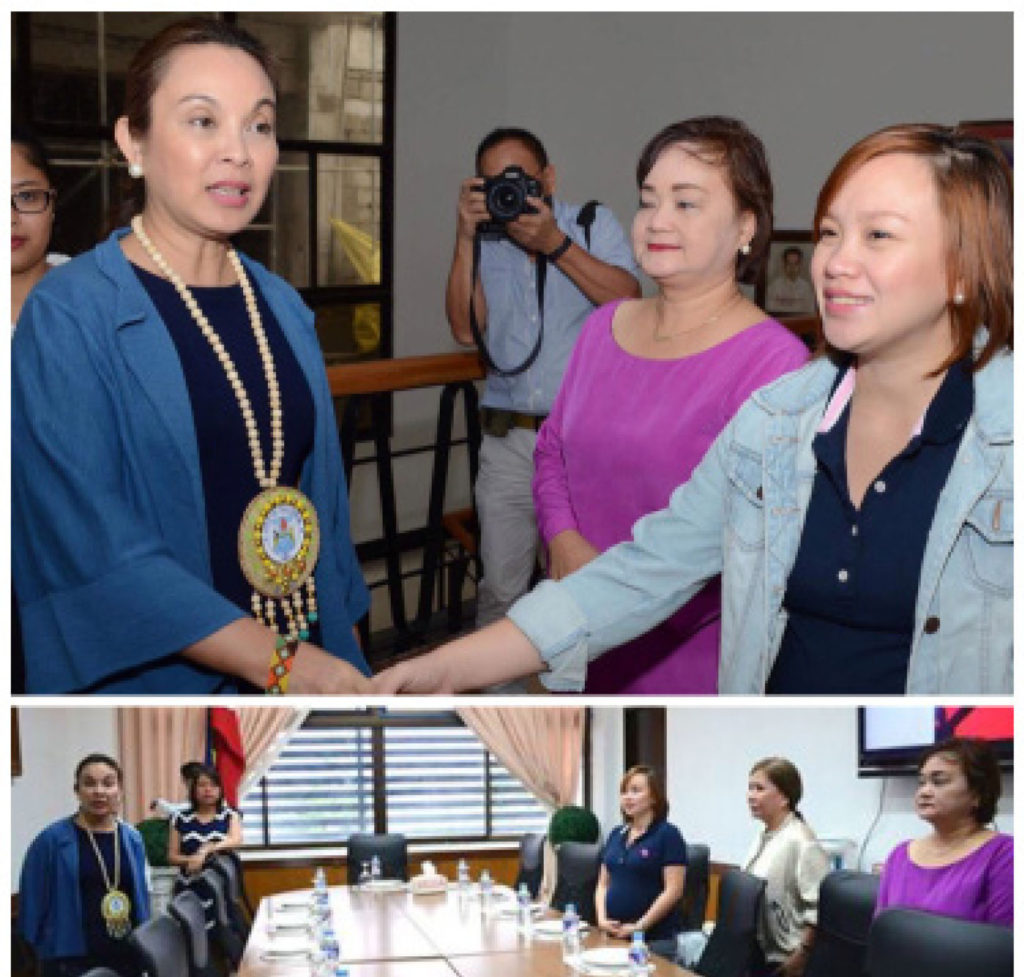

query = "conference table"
239;882;698;977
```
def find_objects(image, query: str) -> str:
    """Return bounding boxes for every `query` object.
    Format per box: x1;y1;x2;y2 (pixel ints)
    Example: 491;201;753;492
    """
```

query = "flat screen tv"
858;706;1013;777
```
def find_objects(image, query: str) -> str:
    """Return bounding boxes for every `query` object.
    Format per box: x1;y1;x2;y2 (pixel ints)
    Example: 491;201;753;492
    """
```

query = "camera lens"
487;181;525;221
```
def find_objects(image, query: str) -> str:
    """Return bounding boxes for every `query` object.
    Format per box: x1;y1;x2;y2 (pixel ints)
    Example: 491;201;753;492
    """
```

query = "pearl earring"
739;243;751;255
129;162;144;179
953;292;965;306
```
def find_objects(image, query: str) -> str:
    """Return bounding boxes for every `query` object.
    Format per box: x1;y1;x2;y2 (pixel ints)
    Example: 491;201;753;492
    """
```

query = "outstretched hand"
289;645;373;695
372;654;457;694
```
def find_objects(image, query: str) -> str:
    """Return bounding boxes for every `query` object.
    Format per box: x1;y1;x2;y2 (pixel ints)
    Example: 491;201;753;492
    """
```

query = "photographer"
446;128;639;690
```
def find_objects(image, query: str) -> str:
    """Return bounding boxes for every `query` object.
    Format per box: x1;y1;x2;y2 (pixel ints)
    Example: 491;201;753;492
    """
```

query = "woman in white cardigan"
743;757;830;977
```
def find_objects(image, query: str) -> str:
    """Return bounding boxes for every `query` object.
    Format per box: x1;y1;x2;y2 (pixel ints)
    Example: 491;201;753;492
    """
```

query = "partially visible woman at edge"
375;123;1012;695
534;117;807;694
13;19;370;693
12;124;68;326
596;765;687;959
876;737;1012;925
168;763;242;876
19;754;151;977
744;757;829;977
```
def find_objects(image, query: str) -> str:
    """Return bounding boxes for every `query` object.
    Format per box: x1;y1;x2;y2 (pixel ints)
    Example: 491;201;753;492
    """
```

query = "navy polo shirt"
602;818;687;941
769;358;973;694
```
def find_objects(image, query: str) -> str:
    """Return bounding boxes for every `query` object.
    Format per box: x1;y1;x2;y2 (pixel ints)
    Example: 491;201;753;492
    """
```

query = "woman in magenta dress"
533;116;808;693
876;737;1012;926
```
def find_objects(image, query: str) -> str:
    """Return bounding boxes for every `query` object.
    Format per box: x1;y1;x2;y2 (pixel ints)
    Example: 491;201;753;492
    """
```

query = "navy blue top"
601;818;687;941
172;806;239;859
770;359;973;694
133;265;320;668
74;825;139;973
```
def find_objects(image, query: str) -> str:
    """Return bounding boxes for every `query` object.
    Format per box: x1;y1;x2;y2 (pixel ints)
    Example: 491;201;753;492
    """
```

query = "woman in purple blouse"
533;117;808;693
876;737;1012;926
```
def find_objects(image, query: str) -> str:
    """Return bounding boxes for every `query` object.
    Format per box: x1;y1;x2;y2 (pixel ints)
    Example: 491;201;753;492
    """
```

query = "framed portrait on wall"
958;119;1013;168
756;230;817;321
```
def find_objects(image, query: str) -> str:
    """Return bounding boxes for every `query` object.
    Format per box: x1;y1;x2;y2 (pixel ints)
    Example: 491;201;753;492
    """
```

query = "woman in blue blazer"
19;755;151;977
13;18;370;694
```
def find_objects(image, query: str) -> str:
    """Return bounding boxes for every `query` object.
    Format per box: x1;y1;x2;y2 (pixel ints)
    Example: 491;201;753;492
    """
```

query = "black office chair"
513;832;546;899
866;907;1013;977
804;869;880;977
128;914;190;977
168;888;222;977
693;868;765;977
550;840;603;925
345;832;409;883
205;852;252;939
174;869;244;970
679;843;711;932
207;851;256;920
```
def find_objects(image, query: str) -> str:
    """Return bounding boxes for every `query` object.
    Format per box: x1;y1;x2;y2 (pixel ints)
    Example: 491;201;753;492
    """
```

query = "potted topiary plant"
136;817;171;867
136;816;178;914
548;805;600;847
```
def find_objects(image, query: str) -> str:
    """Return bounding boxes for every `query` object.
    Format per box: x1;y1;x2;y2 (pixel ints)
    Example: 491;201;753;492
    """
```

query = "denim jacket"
509;345;1012;694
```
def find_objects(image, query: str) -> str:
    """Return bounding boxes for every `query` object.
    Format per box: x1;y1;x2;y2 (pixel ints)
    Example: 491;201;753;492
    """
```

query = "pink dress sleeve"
983;835;1014;925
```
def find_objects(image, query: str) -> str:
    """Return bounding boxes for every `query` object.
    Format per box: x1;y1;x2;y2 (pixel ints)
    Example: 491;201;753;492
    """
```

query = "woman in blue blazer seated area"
12;18;370;694
376;122;1012;696
596;765;687;959
19;754;151;977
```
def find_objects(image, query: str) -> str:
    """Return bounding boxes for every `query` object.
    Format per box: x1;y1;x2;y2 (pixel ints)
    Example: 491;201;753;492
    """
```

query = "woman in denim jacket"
376;124;1012;695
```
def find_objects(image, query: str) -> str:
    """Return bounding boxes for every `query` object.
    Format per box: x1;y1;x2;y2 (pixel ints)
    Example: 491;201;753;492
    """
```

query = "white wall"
10;706;119;887
588;706;1014;873
371;11;1012;539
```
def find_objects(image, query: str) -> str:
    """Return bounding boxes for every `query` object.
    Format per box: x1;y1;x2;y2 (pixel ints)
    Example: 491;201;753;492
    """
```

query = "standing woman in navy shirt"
596;765;687;957
168;764;242;877
377;123;1013;696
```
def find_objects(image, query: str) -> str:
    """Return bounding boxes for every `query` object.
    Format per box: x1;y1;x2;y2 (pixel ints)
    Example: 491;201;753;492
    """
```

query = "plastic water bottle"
516;882;533;937
628;931;650;975
320;922;340;964
561;902;581;962
357;861;371;888
370;855;382;882
457;858;470;894
313;866;329;910
479;868;494;904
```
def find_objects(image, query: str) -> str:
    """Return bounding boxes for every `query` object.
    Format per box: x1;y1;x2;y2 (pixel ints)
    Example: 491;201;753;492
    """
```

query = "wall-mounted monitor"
858;706;1013;778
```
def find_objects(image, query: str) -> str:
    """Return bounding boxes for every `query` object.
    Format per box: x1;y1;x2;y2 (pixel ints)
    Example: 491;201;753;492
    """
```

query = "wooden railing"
326;350;485;397
326;351;485;662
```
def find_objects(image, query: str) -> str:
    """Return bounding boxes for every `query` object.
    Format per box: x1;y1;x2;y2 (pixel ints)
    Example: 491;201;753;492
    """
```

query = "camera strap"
467;201;600;378
468;232;546;378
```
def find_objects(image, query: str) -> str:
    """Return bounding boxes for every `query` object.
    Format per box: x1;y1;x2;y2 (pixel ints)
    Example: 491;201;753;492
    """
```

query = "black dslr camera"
476;165;545;238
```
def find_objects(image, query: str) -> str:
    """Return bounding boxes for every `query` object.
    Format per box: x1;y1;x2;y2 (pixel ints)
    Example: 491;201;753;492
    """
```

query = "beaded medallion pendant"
132;215;321;661
239;486;321;640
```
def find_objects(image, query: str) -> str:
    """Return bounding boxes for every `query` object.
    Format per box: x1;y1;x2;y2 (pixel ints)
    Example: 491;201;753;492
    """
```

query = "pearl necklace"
131;215;283;488
131;216;320;656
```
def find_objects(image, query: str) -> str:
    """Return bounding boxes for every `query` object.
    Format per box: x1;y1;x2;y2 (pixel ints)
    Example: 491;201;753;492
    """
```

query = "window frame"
11;10;396;362
238;708;558;852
